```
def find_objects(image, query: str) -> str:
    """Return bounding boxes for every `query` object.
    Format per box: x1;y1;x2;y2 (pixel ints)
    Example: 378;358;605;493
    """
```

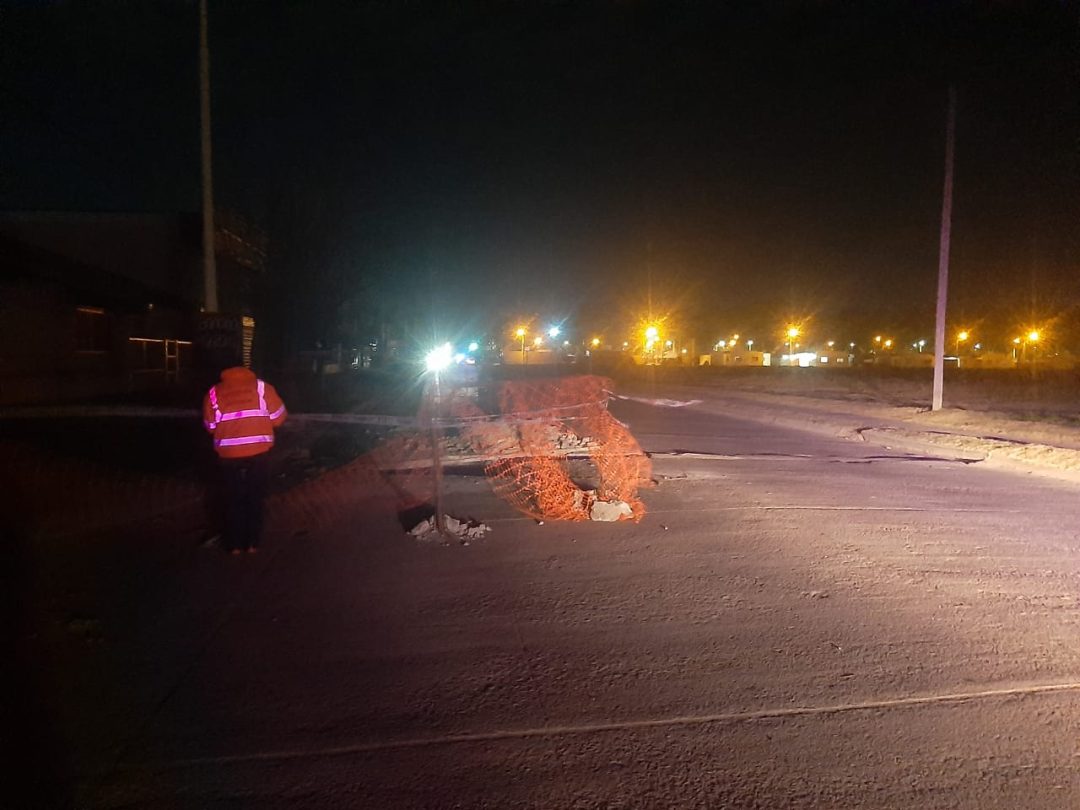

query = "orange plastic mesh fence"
448;375;651;522
1;376;650;537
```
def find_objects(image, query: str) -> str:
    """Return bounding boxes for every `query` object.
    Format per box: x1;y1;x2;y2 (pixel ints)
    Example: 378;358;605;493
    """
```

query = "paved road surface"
17;395;1080;808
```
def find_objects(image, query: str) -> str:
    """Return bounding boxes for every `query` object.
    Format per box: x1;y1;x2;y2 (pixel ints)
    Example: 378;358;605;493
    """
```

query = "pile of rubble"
409;514;492;543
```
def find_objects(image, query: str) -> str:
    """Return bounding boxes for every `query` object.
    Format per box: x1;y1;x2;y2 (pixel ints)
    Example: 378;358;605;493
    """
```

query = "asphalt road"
20;394;1080;808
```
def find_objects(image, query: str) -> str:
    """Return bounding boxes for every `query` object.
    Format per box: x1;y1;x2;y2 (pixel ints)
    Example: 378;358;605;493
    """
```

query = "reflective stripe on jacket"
202;367;287;459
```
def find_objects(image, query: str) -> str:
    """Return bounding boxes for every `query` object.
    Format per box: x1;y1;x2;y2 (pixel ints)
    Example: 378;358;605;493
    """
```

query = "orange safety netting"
285;374;652;527
449;375;652;522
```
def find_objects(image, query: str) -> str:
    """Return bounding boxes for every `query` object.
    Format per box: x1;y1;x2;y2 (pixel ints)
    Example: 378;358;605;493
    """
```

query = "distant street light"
644;325;660;363
515;327;526;364
548;326;560;339
884;339;893;349
956;329;969;361
786;325;800;365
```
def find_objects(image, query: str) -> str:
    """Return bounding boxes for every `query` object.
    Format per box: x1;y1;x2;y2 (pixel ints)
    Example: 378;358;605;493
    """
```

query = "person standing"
202;366;287;554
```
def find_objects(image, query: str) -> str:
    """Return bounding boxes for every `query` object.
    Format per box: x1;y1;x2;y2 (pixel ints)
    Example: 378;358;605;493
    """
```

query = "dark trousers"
220;453;270;551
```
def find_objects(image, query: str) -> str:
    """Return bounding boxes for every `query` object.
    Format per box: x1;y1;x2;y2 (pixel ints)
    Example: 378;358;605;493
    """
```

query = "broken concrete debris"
589;499;634;522
573;487;635;521
409;515;492;542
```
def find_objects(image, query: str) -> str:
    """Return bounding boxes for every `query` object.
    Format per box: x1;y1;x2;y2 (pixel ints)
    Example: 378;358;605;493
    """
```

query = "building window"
75;306;110;352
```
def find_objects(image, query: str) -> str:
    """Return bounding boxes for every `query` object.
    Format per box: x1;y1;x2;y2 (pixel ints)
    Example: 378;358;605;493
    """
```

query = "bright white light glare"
468;341;479;352
563;340;570;346
425;343;453;372
453;353;466;363
548;326;560;338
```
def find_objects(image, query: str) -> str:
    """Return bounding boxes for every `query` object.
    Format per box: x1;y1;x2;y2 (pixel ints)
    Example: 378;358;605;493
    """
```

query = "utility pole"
199;0;218;312
932;86;956;412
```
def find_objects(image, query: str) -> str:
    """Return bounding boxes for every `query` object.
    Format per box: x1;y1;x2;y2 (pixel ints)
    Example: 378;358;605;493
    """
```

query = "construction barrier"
448;376;651;522
1;375;652;537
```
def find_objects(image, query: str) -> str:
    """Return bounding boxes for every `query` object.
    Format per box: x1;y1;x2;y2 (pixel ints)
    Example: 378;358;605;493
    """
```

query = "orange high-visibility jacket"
202;367;287;459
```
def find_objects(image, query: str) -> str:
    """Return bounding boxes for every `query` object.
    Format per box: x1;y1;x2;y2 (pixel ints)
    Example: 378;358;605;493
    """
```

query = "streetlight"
786;325;800;365
747;339;754;351
956;329;969;359
644;325;659;364
883;339;893;349
515;327;526;364
548;326;560;339
423;343;453;535
590;337;601;348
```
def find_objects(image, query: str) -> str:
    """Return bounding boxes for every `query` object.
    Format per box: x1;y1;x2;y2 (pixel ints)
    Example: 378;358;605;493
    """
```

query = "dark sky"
3;1;1078;349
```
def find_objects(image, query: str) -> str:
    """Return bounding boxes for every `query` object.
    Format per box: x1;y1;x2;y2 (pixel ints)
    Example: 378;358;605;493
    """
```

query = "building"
0;211;264;404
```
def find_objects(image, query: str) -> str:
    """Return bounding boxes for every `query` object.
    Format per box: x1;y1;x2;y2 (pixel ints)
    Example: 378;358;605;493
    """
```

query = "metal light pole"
932;86;956;411
199;0;218;312
430;371;446;535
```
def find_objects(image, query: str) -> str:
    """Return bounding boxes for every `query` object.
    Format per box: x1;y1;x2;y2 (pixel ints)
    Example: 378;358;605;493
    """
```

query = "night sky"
3;1;1078;350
